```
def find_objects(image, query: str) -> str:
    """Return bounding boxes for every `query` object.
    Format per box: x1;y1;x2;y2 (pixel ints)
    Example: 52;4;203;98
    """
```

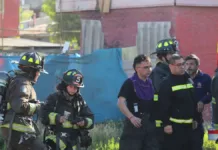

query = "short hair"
185;54;200;66
169;54;184;65
133;54;151;69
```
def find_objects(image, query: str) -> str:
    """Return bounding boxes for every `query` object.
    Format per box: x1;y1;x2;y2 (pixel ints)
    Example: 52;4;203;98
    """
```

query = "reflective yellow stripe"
62;121;73;128
170;117;193;124
85;118;93;128
62;121;79;129
0;123;35;133
7;103;11;110
72;145;77;150
48;113;58;125
29;103;37;115
214;124;218;129
172;84;193;92
45;135;66;150
155;120;162;127
212;97;216;104
154;94;158;101
7;103;37;114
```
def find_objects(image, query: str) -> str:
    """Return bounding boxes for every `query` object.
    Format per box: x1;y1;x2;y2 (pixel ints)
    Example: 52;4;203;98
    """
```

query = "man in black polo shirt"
117;54;158;150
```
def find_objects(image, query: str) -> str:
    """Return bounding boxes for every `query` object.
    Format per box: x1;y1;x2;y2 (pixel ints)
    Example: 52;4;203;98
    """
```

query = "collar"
130;73;150;83
156;62;170;72
193;70;203;79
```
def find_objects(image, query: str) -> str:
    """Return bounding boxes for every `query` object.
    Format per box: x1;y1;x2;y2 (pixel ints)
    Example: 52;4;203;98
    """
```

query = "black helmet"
18;51;48;74
62;69;84;88
151;38;178;55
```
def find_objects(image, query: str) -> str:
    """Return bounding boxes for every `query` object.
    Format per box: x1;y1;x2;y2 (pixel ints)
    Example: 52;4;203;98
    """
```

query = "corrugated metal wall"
136;21;171;56
122;22;171;77
81;20;171;55
81;19;104;55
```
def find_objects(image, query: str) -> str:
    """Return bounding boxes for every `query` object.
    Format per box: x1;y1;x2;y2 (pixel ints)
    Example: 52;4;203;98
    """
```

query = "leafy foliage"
42;0;81;48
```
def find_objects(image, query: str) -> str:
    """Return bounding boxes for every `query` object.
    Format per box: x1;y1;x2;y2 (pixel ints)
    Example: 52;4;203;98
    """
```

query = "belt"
136;112;150;118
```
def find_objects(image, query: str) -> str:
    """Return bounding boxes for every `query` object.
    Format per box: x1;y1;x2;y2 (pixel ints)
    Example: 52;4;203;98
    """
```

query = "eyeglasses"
172;62;185;67
138;66;152;69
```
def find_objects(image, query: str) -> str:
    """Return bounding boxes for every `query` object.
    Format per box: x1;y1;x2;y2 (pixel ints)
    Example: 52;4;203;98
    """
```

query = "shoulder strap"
54;92;61;112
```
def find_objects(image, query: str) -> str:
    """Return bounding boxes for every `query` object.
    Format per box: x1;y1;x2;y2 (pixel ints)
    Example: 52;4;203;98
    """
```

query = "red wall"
0;0;19;37
175;7;218;76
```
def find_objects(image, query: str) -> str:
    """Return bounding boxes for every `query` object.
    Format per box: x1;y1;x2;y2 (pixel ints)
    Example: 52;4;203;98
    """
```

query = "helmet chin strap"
159;54;169;64
164;56;170;64
28;69;38;83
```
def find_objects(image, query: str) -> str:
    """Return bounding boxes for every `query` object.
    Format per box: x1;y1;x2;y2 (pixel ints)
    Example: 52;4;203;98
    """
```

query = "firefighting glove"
192;121;198;130
197;101;204;113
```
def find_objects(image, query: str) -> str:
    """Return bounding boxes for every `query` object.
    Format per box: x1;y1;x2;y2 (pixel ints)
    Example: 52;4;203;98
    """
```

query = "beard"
187;69;197;75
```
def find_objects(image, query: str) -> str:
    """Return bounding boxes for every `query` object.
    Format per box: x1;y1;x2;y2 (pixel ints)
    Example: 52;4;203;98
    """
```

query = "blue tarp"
0;48;127;123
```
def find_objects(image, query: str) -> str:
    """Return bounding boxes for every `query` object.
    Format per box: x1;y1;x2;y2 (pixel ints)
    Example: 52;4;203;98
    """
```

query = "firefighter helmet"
18;51;48;74
62;69;84;88
151;38;178;55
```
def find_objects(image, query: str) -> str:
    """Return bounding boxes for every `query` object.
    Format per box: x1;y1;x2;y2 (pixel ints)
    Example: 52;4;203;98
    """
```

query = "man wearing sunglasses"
185;54;212;150
149;38;179;149
117;54;158;150
158;54;198;150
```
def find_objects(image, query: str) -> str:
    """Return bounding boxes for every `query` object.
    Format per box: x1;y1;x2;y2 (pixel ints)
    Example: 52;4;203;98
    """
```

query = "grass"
0;120;218;150
203;131;218;150
88;120;123;150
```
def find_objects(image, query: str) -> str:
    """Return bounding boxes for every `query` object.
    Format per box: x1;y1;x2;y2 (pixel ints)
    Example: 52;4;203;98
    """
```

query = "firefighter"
211;68;218;136
0;51;47;150
185;54;212;150
117;54;158;150
149;38;178;149
212;68;218;101
40;69;94;150
158;54;198;150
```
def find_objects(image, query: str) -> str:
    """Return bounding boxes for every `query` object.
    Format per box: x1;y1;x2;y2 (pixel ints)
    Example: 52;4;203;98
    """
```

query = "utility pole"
59;0;63;50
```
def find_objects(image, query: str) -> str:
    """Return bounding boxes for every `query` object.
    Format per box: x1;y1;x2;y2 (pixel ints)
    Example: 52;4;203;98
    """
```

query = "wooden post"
98;0;111;13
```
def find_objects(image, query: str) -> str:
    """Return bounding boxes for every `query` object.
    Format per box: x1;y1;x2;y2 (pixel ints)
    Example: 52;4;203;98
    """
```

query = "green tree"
42;0;81;48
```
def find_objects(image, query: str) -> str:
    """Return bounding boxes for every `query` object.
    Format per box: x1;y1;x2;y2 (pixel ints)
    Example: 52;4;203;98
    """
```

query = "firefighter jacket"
150;62;171;93
211;68;218;128
1;71;40;134
40;90;94;150
212;68;218;103
149;62;171;127
158;73;198;127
